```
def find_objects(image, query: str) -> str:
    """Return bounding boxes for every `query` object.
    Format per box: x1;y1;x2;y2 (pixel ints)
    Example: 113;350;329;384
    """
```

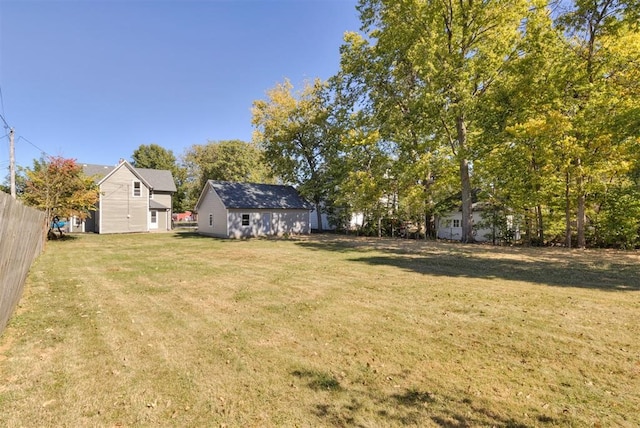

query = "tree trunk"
315;201;323;233
576;158;586;248
457;116;474;243
565;171;572;248
425;211;432;240
577;191;586;249
460;159;474;243
536;205;544;245
525;209;532;246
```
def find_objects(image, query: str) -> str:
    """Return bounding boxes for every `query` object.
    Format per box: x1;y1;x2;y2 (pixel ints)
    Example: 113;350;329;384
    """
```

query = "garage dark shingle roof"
208;181;312;210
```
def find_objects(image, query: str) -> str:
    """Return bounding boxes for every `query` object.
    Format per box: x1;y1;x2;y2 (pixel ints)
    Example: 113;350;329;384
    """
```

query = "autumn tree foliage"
181;140;274;209
323;0;639;247
252;79;340;232
334;0;531;242
21;156;99;237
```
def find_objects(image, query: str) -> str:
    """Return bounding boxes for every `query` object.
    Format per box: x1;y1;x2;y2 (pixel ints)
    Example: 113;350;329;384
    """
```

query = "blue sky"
0;0;361;171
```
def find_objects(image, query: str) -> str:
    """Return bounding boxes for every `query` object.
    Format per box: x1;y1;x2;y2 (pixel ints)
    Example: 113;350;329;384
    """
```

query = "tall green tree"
475;1;574;245
21;156;99;237
555;0;640;247
131;143;177;171
333;21;450;238
331;125;395;235
337;0;530;242
252;79;340;232
181;140;274;209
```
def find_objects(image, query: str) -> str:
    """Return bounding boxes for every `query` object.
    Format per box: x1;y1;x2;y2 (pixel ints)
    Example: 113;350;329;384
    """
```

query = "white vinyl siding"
152;192;172;209
195;185;228;237
437;210;499;242
227;209;310;238
100;167;149;233
152;191;173;231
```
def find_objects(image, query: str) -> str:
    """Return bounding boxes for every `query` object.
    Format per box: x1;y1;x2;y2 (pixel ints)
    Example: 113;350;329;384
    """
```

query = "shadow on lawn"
172;231;211;239
307;383;549;427
296;239;640;291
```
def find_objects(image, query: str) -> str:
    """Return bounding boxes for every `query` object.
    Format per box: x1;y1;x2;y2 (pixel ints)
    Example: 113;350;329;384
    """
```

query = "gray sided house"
76;160;176;234
195;181;312;238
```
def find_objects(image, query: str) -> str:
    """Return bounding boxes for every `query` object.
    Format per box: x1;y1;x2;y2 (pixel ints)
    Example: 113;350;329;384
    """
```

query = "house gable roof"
198;180;312;211
150;199;171;210
83;162;176;192
83;164;117;179
135;168;177;192
94;161;152;189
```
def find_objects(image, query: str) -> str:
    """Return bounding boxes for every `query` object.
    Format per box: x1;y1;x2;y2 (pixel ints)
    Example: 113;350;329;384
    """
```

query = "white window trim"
132;180;142;197
209;213;213;227
241;213;250;227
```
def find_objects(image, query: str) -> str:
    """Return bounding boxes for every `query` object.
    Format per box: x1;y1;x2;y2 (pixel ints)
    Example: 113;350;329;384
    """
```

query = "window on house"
445;219;452;228
133;181;141;197
209;213;213;227
150;210;157;224
453;219;460;228
241;214;250;226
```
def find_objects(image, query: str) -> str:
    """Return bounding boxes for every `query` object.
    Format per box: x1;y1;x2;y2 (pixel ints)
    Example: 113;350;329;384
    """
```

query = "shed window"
133;181;141;197
209;213;213;227
241;214;250;226
453;219;460;228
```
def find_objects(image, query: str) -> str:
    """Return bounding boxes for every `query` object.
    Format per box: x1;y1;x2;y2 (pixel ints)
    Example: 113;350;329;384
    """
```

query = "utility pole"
9;127;16;198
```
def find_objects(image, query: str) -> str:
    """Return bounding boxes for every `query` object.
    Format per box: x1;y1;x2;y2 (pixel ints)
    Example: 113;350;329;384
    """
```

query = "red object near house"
173;211;193;222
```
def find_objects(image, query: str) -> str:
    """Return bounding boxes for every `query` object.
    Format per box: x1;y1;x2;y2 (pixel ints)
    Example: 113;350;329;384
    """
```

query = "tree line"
254;0;640;248
5;0;638;248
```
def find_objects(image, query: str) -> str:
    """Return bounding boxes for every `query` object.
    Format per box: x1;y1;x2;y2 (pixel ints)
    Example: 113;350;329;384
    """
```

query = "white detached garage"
195;181;313;238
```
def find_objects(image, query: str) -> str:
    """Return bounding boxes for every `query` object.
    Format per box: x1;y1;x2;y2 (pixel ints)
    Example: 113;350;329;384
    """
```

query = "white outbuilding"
195;181;313;238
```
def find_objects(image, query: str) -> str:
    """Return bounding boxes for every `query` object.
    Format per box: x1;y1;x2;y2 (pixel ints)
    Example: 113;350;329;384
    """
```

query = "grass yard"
1;232;639;427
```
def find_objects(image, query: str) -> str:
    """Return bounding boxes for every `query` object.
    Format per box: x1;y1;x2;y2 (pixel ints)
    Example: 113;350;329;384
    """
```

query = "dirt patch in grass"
1;232;639;426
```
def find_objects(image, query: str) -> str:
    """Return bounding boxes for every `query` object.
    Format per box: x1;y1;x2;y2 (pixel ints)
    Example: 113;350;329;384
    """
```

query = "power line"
17;135;50;158
0;112;9;130
0;85;6;128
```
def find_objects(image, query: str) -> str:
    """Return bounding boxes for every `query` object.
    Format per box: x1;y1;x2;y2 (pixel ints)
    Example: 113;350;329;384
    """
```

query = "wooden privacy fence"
0;192;46;336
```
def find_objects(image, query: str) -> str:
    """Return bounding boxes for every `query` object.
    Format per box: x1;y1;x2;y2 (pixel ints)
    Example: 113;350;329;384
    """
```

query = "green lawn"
1;232;639;427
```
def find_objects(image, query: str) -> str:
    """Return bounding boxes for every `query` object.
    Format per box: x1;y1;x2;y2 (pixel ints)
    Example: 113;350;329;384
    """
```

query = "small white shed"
195;181;313;238
436;202;520;243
